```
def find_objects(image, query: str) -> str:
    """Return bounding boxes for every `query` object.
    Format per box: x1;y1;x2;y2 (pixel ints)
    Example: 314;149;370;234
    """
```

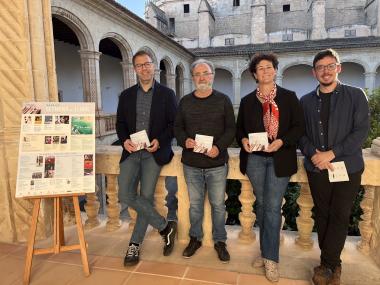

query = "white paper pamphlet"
130;130;150;150
248;132;269;152
194;134;213;154
328;161;349;182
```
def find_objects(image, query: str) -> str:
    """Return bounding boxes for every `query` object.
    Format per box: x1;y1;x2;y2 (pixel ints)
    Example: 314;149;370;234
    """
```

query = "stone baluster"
295;182;314;249
238;180;256;243
155;176;168;218
84;184;100;229
357;185;375;254
105;174;121;231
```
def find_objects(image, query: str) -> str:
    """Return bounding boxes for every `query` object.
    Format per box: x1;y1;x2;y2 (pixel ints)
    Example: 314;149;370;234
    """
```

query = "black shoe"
182;236;202;258
124;244;140;266
160;222;176;256
214;241;230;263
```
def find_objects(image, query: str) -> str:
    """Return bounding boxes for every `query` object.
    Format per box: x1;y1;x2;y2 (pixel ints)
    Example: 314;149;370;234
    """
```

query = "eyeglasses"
314;63;339;72
135;62;153;69
192;72;214;78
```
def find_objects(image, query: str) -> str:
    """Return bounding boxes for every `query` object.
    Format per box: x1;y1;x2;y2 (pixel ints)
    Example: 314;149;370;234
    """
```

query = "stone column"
0;0;57;242
79;50;102;112
364;72;377;93
184;78;193;94
166;73;176;91
250;0;267;44
310;0;327;40
233;77;241;105
357;185;375;254
295;182;314;249
276;74;283;86
238;180;256;243
120;60;136;89
154;69;161;82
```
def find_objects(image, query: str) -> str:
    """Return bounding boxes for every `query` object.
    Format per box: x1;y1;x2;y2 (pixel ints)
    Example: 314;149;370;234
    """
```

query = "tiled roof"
190;37;380;56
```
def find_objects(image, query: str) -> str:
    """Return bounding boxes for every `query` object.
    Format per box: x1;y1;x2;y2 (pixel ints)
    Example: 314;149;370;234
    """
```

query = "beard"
195;82;212;91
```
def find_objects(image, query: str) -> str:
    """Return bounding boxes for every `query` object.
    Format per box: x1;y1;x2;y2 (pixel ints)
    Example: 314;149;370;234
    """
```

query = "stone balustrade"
89;143;380;267
95;114;117;138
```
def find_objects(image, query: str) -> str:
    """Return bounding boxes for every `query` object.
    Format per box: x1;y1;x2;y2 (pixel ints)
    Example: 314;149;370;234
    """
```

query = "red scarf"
256;85;279;140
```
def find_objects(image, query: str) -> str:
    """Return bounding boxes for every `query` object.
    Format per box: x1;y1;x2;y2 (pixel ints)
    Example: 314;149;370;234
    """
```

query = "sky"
116;0;146;18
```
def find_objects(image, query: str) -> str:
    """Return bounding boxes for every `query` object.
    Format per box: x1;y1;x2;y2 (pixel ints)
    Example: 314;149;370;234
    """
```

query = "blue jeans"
183;164;228;243
246;154;290;262
165;176;178;221
118;151;167;244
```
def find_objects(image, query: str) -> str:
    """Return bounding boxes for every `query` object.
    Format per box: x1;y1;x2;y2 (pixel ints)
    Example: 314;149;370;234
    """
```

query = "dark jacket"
236;85;305;177
116;81;177;165
299;82;370;173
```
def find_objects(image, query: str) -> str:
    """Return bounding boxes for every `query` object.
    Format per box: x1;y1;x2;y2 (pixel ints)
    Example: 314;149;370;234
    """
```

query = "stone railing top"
96;145;380;186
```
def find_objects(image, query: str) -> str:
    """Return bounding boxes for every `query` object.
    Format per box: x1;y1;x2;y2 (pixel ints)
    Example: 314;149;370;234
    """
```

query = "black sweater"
174;90;236;168
236;86;305;177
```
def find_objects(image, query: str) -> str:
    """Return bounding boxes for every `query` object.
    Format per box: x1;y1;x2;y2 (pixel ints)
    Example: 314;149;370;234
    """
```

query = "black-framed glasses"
315;63;339;72
135;62;153;69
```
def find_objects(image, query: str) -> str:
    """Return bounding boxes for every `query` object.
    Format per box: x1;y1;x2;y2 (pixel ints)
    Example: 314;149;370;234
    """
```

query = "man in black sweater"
174;59;236;262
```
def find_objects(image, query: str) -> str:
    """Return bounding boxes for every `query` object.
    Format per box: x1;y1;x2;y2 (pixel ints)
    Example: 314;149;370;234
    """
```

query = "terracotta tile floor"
1;218;379;285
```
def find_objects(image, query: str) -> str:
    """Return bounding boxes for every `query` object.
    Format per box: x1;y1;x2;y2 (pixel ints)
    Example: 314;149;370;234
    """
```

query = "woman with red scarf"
236;53;304;282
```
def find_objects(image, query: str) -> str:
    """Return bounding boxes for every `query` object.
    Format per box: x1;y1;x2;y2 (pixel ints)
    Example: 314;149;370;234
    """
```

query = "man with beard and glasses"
174;59;235;262
299;49;369;285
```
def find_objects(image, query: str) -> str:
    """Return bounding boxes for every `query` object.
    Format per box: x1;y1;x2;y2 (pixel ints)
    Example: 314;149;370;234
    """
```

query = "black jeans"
307;170;362;269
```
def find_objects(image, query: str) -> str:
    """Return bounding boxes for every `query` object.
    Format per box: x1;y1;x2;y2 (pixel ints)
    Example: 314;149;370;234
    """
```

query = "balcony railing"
95;114;116;137
87;141;380;267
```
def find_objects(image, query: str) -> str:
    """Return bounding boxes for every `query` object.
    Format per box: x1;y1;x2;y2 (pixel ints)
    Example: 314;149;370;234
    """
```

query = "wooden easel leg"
23;198;41;285
73;196;90;276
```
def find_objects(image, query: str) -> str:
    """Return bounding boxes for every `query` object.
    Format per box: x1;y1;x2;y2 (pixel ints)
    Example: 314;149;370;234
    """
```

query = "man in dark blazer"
116;50;177;266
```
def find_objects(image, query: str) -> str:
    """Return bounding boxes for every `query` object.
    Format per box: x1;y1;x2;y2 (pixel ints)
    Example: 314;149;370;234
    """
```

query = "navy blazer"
236;85;305;177
116;81;177;165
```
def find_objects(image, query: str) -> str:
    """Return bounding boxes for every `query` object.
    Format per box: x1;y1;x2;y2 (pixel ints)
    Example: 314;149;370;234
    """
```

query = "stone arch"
339;61;365;89
51;6;94;51
214;64;236;78
279;61;313;76
100;32;133;62
240;68;256;98
138;46;158;65
341;58;368;73
175;63;185;100
159;56;174;75
282;64;317;97
214;68;234;102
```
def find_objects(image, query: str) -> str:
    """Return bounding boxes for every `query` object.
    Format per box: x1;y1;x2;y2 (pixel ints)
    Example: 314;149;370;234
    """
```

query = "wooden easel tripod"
23;194;90;285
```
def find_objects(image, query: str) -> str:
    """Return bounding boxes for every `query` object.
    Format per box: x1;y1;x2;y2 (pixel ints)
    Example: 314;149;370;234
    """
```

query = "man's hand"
185;138;196;149
311;150;335;169
242;138;252;153
206;145;220;158
147;139;159;153
264;139;283;153
123;139;137;153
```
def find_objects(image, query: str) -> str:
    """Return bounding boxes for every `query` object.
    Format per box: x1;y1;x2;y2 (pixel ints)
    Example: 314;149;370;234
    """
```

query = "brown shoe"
312;265;332;285
328;265;342;285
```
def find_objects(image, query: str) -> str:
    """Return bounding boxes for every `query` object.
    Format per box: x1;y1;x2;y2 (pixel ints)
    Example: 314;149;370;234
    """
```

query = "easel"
23;194;90;285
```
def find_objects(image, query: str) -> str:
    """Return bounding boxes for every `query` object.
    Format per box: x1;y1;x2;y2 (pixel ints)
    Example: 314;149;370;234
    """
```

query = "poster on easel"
16;102;96;198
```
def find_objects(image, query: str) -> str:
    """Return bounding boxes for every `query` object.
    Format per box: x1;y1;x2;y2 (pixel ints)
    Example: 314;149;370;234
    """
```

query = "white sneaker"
252;256;264;268
263;258;279;282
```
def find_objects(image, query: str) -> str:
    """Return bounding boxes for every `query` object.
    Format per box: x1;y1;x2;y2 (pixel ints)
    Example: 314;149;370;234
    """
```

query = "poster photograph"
16;102;96;198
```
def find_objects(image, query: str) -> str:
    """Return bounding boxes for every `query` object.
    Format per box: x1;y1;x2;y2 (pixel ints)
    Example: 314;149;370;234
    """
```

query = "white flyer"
248;132;269;151
194;134;213;153
328;161;349;182
130;130;151;150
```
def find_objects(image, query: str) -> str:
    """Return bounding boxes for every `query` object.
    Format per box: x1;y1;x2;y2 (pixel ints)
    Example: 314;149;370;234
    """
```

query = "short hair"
190;59;215;75
313;49;340;68
133;50;153;66
249;53;279;75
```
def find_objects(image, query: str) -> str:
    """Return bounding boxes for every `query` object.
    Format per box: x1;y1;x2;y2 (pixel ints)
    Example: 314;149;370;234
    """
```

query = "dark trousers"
307;170;362;269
